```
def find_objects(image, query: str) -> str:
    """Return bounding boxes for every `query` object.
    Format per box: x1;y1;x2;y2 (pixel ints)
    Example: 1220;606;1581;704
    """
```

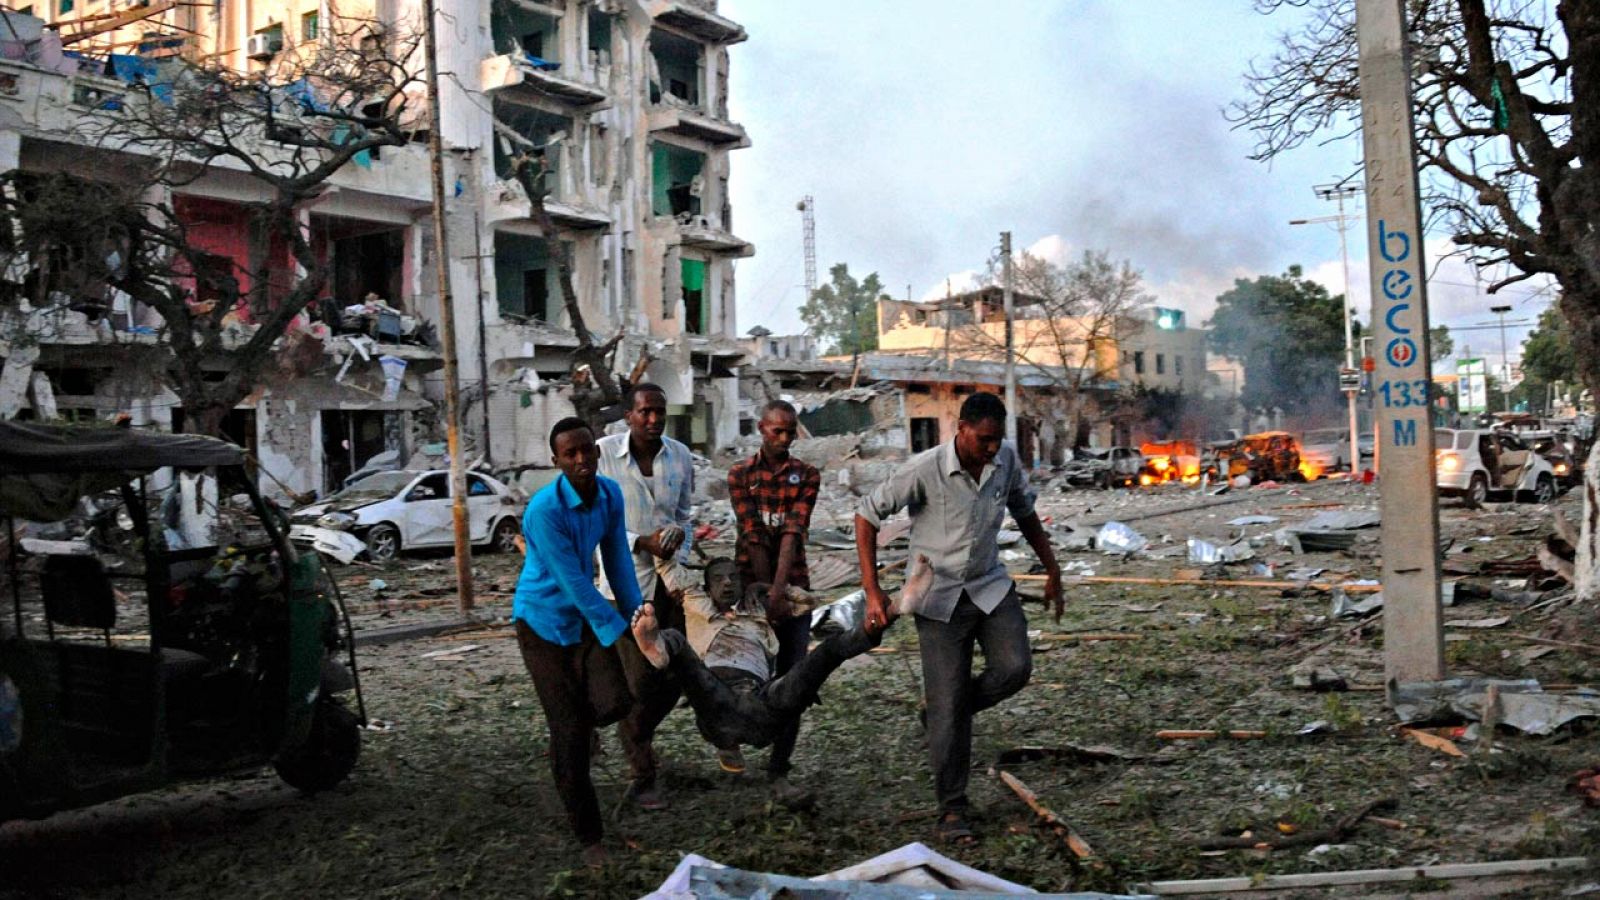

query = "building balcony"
647;103;749;147
649;1;747;44
674;217;753;256
481;53;610;109
486;178;611;231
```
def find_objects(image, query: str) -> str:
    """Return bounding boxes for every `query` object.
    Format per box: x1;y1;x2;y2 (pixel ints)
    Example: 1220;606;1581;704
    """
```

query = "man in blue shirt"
513;416;644;866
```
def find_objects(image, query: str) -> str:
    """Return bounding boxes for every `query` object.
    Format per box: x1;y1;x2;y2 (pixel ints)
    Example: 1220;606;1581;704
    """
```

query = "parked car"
1299;428;1352;473
1435;428;1558;507
1138;440;1201;484
291;470;523;562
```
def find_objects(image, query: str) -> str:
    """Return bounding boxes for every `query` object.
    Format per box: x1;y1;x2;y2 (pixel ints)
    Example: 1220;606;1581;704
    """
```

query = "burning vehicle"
1210;432;1305;484
1137;440;1202;485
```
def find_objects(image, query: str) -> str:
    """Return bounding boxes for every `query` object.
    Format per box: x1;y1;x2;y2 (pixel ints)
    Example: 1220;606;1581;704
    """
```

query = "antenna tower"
796;195;816;300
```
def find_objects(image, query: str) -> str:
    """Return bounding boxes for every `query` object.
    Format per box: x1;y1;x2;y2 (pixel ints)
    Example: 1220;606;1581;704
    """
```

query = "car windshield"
334;471;415;500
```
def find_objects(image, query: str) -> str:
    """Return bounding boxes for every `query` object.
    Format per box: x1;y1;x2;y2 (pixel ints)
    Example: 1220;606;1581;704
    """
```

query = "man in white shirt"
596;382;703;810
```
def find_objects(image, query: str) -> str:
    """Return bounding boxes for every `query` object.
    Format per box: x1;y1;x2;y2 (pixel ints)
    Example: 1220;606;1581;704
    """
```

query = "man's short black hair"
958;392;1007;426
762;399;798;418
548;416;593;454
626;382;668;410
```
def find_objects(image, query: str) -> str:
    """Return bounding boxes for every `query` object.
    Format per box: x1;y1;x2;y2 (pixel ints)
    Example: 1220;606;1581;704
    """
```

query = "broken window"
495;231;564;321
1175;355;1183;377
649;28;703;107
1156;354;1165;375
491;0;560;64
910;418;940;453
681;258;707;334
588;8;612;65
651;142;705;217
1133;351;1145;375
321;410;397;490
494;101;569;197
316;217;406;312
301;11;318;41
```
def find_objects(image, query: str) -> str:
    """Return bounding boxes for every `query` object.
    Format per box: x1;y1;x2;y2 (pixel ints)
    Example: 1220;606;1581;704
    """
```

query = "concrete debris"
1455;688;1600;736
1445;616;1511;629
1226;514;1280;526
1330;589;1383;619
1391;677;1543;724
1289;662;1348;692
1097;521;1148;555
1187;538;1253;564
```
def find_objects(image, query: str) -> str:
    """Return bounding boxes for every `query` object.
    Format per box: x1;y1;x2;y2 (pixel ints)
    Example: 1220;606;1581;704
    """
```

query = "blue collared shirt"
513;473;644;647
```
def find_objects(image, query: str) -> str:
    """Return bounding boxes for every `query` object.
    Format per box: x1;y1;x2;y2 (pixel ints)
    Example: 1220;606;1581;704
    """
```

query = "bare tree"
1230;0;1600;594
495;125;650;430
0;13;428;435
948;249;1152;454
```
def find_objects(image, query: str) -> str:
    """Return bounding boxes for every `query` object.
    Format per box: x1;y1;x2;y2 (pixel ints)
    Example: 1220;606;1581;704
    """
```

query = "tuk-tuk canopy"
0;421;244;473
0;422;245;522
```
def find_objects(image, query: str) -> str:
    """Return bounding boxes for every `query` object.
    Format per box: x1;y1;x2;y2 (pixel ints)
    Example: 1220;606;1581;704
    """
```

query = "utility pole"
1001;231;1017;445
421;0;474;614
1356;0;1442;685
1293;181;1363;470
1491;304;1513;412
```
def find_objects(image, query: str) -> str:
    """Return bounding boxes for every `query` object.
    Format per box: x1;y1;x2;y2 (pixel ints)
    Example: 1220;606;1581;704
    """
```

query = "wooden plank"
1016;573;1382;592
997;770;1100;865
1139;856;1588;895
62;0;179;46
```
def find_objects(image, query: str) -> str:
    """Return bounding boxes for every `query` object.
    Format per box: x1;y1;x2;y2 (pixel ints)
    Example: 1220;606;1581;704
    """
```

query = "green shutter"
681;258;705;291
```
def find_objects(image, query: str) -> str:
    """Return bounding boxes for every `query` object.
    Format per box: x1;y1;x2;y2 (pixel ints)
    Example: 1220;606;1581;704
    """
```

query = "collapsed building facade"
0;0;752;498
746;288;1215;466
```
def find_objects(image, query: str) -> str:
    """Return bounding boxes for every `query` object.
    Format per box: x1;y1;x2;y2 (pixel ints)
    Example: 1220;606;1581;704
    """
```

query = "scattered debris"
1187;538;1254;564
1289;662;1348;692
1330;589;1383;619
997;770;1101;866
418;644;482;660
1226;514;1279;526
1155;729;1267;741
1191;798;1396;851
1445;616;1511;629
1402;727;1466;758
1097;521;1149;554
995;744;1148;766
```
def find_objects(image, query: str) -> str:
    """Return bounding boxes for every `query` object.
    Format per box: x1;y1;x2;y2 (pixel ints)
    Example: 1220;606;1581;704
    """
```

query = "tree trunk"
1577;438;1600;603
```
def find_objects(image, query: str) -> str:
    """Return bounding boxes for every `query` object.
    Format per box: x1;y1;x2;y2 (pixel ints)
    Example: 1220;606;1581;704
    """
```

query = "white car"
291;470;524;562
1300;428;1351;472
1435;429;1558;507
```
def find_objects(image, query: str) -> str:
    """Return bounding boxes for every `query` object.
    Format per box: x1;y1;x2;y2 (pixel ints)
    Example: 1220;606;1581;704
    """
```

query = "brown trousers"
614;578;684;786
514;619;631;846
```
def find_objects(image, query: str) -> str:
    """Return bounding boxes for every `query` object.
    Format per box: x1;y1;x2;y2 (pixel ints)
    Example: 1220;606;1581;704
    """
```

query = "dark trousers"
765;612;811;775
614;578;684;787
514;619;632;847
914;590;1032;811
663;625;878;750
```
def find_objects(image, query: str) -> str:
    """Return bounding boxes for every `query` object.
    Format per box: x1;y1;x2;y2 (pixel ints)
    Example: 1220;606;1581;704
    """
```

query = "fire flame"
1298;459;1324;481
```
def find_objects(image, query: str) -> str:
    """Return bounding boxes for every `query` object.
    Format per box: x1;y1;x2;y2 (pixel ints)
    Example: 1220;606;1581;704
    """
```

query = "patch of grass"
1320;694;1365;732
1446;637;1519;676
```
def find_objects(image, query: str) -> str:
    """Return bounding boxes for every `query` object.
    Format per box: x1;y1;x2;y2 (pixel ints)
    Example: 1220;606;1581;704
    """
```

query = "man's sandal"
935;811;978;847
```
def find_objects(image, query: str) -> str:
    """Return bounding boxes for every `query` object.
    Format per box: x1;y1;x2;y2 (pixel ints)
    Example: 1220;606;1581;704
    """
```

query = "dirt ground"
5;476;1600;898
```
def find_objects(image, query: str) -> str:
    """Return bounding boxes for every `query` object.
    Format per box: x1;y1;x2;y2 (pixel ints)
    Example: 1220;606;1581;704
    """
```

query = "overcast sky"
720;0;1556;369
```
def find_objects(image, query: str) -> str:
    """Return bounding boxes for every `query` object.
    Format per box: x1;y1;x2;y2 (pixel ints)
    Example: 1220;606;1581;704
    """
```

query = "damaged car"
1435;428;1558;507
290;470;523;562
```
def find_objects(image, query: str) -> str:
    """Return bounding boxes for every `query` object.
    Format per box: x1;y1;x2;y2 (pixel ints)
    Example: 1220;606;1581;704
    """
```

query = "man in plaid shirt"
726;399;821;802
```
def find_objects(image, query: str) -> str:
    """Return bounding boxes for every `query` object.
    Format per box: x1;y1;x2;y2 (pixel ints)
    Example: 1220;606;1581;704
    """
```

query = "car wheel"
275;697;361;794
491;518;521;553
365;524;400;562
1534;474;1556;504
1466;474;1489;509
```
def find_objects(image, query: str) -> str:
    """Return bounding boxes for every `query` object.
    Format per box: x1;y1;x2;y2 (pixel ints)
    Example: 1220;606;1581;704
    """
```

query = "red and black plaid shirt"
728;450;821;588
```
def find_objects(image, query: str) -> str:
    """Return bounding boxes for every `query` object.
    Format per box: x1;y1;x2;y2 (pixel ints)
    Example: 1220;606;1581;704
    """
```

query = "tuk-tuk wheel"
275;698;361;794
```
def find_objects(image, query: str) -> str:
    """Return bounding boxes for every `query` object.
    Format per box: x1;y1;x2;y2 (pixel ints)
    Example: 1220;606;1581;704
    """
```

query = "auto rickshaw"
0;421;363;823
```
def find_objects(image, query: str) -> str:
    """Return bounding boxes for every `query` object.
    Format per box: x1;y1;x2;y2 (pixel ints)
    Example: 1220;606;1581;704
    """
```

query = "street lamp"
1491;304;1514;412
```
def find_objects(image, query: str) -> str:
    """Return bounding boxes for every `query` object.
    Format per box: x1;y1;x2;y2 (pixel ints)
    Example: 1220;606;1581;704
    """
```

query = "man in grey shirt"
855;392;1063;846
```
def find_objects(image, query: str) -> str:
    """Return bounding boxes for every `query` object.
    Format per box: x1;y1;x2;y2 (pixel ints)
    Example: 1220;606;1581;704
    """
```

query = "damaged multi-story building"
0;0;752;497
749;287;1212;465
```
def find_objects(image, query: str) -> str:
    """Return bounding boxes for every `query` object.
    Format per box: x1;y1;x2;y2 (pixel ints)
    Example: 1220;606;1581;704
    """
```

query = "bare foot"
630;604;670;670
